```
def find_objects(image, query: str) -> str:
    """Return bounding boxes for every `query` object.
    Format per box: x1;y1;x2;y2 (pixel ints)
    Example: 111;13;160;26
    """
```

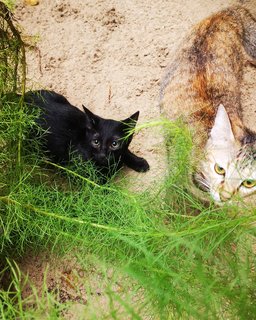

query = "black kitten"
25;90;149;176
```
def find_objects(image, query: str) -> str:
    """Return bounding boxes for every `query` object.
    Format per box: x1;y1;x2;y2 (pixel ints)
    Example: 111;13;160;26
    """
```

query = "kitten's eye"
92;139;100;148
111;140;120;149
214;163;225;176
241;179;256;189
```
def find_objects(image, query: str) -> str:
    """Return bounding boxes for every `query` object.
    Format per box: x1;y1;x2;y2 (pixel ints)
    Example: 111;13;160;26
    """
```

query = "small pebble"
24;0;39;6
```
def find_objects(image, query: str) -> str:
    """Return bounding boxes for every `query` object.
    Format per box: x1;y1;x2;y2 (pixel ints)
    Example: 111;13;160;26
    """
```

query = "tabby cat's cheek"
239;186;256;198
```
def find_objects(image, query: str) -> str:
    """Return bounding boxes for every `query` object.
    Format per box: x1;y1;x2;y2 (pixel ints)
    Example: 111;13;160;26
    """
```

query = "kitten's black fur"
24;90;149;177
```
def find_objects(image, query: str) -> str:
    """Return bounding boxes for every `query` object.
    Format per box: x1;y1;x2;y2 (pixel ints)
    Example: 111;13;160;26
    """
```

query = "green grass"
1;95;256;319
1;2;256;319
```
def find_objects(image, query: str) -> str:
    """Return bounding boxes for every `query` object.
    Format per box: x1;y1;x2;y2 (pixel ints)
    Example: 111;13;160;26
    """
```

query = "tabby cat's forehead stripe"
236;145;256;165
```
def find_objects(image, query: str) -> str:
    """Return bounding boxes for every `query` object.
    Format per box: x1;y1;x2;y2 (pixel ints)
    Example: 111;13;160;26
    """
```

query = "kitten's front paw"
134;157;150;172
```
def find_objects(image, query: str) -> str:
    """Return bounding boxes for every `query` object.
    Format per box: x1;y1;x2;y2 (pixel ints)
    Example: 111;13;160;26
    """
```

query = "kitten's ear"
121;111;140;146
122;111;140;128
210;104;235;145
82;105;98;129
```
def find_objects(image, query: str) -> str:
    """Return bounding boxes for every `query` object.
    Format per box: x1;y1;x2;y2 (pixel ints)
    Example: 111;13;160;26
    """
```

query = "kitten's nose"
96;153;108;165
96;154;106;163
98;153;105;160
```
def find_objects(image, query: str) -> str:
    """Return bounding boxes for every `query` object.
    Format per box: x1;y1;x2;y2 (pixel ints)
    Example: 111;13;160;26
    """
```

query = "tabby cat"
25;90;149;178
161;6;256;203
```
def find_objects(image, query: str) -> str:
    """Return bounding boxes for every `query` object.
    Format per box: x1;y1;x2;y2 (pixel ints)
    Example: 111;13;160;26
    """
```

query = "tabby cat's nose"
220;189;234;202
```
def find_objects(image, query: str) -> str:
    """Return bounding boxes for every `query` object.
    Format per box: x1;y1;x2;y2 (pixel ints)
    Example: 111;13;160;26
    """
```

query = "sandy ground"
13;0;256;317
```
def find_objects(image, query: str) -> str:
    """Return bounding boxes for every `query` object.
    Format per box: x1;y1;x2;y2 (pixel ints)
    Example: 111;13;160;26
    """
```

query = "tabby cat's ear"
210;104;235;144
82;105;99;129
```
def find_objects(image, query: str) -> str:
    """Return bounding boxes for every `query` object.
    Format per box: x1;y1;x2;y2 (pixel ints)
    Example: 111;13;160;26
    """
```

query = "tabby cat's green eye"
241;179;256;189
214;163;225;175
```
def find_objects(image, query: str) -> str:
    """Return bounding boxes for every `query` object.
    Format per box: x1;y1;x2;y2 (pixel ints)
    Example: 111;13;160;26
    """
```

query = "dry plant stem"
0;3;26;168
0;2;26;94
